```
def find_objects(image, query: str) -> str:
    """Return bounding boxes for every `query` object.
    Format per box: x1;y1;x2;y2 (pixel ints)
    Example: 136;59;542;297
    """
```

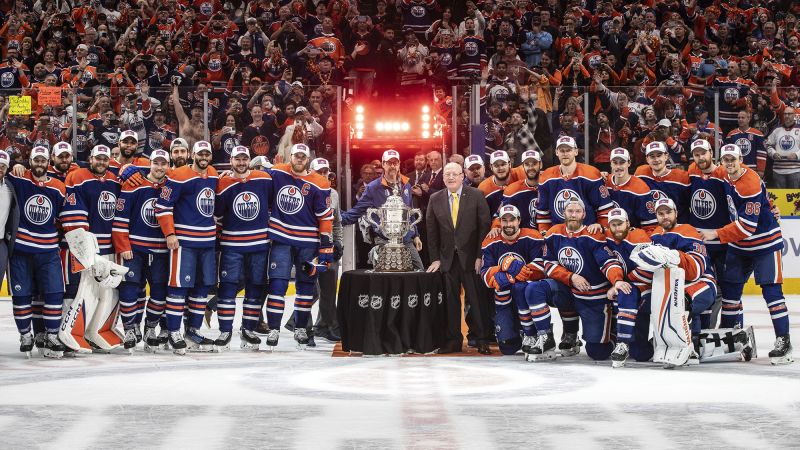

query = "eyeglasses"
443;172;463;178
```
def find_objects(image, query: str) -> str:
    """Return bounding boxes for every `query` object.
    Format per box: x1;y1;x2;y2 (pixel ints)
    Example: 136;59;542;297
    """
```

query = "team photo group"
0;127;792;369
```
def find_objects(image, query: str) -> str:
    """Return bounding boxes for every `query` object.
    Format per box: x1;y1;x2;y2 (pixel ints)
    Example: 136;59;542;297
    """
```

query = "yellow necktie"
451;192;459;227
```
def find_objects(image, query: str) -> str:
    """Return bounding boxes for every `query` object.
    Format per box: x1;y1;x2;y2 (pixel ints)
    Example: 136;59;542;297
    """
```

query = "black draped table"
337;270;447;356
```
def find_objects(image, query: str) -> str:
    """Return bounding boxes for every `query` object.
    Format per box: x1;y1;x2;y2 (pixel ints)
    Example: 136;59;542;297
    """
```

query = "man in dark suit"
0;151;18;289
426;162;492;354
425;150;445;194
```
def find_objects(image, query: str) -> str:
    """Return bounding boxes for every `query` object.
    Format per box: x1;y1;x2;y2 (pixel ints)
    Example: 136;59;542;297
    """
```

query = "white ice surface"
0;295;798;449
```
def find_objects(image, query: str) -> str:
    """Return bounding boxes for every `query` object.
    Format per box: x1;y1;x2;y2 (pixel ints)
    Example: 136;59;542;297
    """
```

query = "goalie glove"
92;258;129;288
631;244;681;270
489;272;514;291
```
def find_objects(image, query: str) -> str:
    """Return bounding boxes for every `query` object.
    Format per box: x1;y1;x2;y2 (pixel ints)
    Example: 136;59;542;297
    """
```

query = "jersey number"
745;202;761;216
66;193;77;206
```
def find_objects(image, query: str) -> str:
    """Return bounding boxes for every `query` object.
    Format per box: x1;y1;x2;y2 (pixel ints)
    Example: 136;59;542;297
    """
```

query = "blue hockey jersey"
605;174;657;232
688;163;730;249
725;127;766;174
634;165;691;223
499;180;539;230
717;168;783;256
155;165;219;249
61;168;120;255
8;170;66;253
215;171;272;252
112;178;168;254
536;163;613;232
268;164;332;248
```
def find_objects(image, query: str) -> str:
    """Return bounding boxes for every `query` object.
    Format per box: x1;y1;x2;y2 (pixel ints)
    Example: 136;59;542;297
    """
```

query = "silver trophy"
366;186;422;272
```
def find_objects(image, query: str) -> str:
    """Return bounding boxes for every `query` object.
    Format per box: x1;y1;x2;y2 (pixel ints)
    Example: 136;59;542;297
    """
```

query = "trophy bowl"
366;191;422;272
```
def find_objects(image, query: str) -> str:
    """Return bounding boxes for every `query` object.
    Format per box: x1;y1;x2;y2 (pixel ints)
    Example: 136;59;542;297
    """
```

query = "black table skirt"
337;270;447;355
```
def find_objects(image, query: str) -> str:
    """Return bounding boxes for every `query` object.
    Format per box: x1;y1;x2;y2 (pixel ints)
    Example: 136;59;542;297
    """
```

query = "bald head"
443;162;464;192
783;107;796;127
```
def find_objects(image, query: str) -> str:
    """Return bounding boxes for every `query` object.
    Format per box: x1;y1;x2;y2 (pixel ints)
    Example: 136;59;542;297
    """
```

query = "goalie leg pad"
84;258;124;351
58;272;94;353
651;267;692;367
697;327;757;362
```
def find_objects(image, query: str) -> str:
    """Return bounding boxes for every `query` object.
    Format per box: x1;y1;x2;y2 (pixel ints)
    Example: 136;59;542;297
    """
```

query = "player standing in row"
60;144;122;352
156;141;219;354
524;197;626;361
214;146;272;351
604;148;657;232
6;147;68;358
112;149;171;352
687;139;730;328
635;141;690;223
536;136;612;232
498;150;541;230
478;150;516;216
265;143;333;350
700;144;793;365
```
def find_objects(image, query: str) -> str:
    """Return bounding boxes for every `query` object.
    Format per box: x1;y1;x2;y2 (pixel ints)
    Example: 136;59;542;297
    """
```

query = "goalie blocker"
59;229;129;353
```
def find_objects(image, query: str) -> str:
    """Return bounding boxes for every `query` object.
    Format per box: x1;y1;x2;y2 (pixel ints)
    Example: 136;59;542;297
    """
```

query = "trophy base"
373;244;414;272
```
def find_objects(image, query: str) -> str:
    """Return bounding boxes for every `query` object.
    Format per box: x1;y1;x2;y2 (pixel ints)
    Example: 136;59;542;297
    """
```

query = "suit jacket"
426;186;491;272
404;168;431;209
426;169;445;193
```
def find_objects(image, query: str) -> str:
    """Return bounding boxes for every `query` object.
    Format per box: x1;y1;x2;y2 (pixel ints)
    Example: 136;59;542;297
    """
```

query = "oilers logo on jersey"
558;246;584;273
735;137;753;156
464;41;479;56
499;252;525;264
233;192;261;221
724;87;740;102
411;5;426;17
97;191;117;221
779;134;797;151
196;187;215;217
1;72;14;88
140;198;158;227
554;189;581;219
691;189;716;220
276;185;305;215
528;199;537;227
25;195;53;225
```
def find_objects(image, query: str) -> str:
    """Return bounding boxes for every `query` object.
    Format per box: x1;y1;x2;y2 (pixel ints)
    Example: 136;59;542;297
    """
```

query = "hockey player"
524;197;627;361
604;208;655;367
635;141;691;223
265;143;333;350
112;149;170;352
155;140;219;354
699;144;792;365
480;205;545;356
497;150;541;230
7;146;67;358
214;146;271;351
604;147;657;233
536;136;613;232
60;144;122;352
648;198;717;361
688;139;730;328
478;150;515;217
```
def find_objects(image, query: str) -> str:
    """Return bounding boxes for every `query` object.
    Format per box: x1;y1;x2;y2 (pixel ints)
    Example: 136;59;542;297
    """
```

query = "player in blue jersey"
266;143;333;350
214;146;272;351
7;146;67;358
700;144;792;365
112;149;170;352
604;147;657;233
156;140;219;354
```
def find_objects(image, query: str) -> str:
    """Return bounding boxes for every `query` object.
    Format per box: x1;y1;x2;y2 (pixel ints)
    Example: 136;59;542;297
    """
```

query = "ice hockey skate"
611;342;629;368
526;332;556;362
142;325;160;353
213;331;232;352
558;332;582;357
769;335;794;365
43;333;65;359
168;331;187;355
294;328;309;350
19;333;33;359
265;329;280;351
240;329;262;350
185;327;214;352
521;335;535;355
122;328;137;354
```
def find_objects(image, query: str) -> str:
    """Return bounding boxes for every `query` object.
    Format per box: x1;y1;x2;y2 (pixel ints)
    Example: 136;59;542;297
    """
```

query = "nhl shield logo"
140;198;158;227
98;191;117;221
558;246;584;274
691;189;716;220
438;292;443;304
196;188;215;217
24;195;53;225
408;294;418;308
554;189;580;219
233;191;261;221
358;294;369;308
423;293;431;307
370;295;383;310
391;295;401;309
276;185;304;215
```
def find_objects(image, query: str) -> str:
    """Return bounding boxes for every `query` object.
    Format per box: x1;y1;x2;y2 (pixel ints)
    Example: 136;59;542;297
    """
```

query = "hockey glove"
318;233;334;264
489;272;514;291
515;264;534;281
500;256;525;277
120;165;146;184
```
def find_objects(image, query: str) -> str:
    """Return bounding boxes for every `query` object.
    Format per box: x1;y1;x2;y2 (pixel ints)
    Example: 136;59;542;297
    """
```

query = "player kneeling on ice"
480;205;557;357
699;144;792;365
630;198;718;368
604;208;656;367
522;197;628;361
